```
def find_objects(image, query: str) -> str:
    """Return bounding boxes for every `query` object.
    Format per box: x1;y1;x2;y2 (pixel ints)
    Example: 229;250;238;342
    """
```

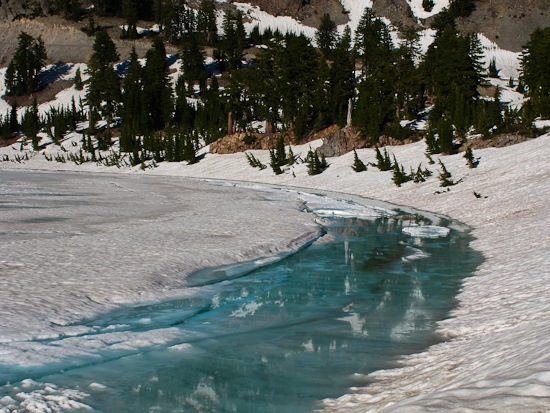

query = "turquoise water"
2;214;481;413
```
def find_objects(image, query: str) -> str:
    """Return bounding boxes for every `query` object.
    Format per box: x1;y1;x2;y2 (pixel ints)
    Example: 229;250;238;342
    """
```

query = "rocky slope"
0;0;548;57
0;0;50;20
243;0;549;51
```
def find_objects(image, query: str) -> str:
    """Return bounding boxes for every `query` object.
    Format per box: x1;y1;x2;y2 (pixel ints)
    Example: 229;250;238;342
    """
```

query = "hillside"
0;0;548;61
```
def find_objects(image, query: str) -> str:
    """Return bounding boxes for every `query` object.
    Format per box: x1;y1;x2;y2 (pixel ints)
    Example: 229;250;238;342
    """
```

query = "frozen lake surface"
0;171;481;412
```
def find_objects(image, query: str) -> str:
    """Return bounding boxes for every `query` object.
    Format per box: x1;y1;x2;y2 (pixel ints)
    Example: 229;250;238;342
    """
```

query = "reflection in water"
14;216;480;413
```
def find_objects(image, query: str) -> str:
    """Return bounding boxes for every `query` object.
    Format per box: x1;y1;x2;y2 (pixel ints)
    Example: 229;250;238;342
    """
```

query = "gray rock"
0;0;51;20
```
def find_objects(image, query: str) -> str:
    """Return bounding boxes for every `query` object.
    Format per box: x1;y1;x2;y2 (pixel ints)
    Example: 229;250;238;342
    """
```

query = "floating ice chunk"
230;301;263;318
169;343;193;352
89;382;107;392
403;225;450;239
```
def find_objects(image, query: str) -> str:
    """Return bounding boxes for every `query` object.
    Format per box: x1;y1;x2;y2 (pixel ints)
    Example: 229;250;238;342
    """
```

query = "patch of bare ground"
0;15;177;66
0;134;19;148
465;133;544;150
2;80;74;107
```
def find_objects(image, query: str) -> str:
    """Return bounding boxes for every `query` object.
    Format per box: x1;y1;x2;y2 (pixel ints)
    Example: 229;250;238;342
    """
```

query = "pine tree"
315;14;337;59
9;102;19;134
351;149;367;172
425;124;440;155
374;147;393;171
4;32;47;96
463;146;477;168
143;37;173;131
306;147;325;175
120;47;145;151
354;9;396;139
269;149;283;174
438;159;455;187
521;27;550;118
422;0;435;12
274;136;287;166
392;155;412;187
197;0;217;45
329;26;355;126
179;33;206;95
488;58;500;78
437;116;455;154
122;0;139;39
74;67;84;90
86;30;120;136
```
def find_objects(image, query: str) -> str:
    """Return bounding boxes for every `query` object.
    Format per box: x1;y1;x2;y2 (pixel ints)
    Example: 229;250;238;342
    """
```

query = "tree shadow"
38;62;72;89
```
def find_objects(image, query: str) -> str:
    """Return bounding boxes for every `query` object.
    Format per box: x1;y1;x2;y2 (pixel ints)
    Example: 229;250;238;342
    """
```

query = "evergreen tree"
248;39;284;134
463;146;476;168
351;149;367;172
143;37;173;131
521;26;550;118
424;123;440;155
353;9;396;139
10;102;19;134
74;67;84;90
122;0;139;39
329;26;355;126
218;11;247;71
315;14;337;59
86;30;120;135
305;147;326;175
374;147;392;171
392;155;412;187
4;32;48;96
437;116;455;154
120;47;145;152
422;0;434;12
179;33;206;95
197;0;217;45
269;149;283;174
278;34;319;136
488;58;500;78
438;159;455;187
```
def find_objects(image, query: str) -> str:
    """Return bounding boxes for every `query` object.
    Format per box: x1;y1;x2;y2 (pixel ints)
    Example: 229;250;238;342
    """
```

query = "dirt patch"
2;80;74;107
0;134;19;148
0;15;177;65
465;133;541;150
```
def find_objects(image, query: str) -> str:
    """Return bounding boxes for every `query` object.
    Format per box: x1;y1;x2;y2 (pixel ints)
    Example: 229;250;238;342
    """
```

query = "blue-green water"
2;213;481;413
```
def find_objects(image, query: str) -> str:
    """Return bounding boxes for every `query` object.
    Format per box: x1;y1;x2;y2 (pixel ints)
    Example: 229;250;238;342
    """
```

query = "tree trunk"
265;120;273;134
227;111;234;135
346;98;353;128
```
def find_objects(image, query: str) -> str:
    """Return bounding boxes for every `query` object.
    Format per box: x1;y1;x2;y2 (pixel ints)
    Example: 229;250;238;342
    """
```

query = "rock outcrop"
210;125;422;157
0;0;51;21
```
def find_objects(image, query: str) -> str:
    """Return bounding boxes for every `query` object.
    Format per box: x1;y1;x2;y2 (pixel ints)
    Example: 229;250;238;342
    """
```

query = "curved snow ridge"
234;2;317;38
402;224;450;239
478;34;521;80
298;192;396;220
